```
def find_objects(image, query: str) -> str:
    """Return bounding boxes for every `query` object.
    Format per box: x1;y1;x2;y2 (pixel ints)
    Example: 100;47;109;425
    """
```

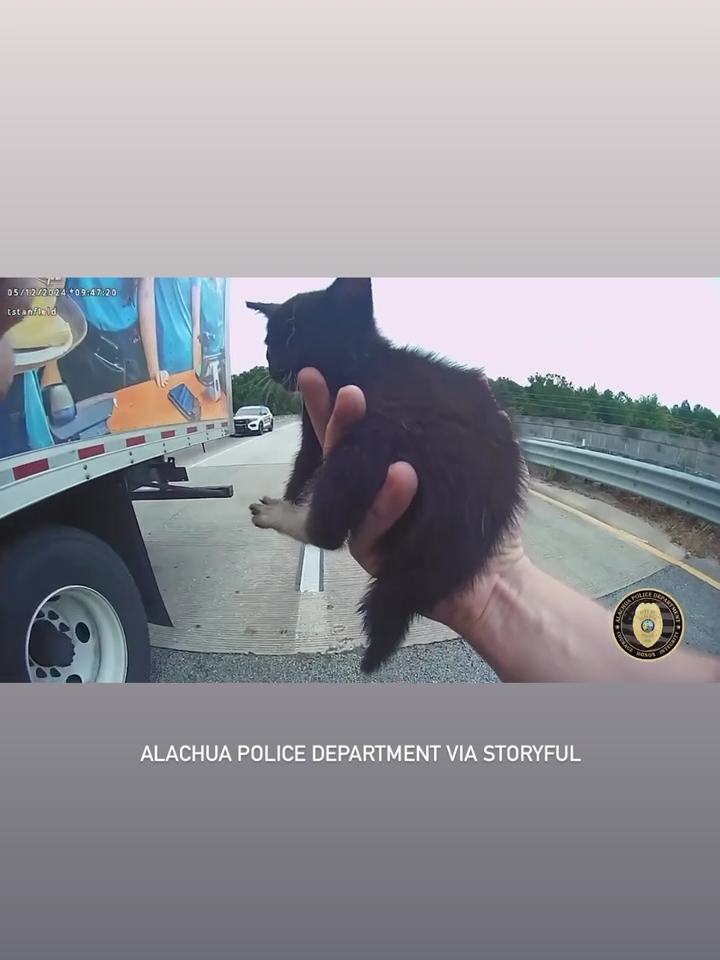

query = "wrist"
450;556;605;682
434;550;531;655
464;557;562;678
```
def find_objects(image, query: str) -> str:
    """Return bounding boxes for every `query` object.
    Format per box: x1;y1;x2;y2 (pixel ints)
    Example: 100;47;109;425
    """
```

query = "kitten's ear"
246;301;280;318
327;278;373;307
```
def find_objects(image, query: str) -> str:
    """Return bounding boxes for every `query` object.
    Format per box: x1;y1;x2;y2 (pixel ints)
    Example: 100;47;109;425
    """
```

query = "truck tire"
0;524;151;683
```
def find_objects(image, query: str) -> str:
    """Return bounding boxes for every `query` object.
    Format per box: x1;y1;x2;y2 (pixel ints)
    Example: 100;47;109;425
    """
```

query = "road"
136;420;720;682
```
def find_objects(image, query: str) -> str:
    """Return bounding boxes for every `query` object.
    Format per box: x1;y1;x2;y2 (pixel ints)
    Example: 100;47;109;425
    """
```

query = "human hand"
0;334;14;400
0;280;35;337
296;367;527;641
0;280;34;399
151;369;169;388
297;367;418;578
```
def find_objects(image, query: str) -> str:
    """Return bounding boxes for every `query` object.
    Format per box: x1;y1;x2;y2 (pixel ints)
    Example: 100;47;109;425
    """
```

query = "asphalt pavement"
137;420;720;682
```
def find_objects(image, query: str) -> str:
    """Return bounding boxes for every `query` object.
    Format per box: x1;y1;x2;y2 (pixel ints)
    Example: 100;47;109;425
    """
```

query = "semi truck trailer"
0;276;234;683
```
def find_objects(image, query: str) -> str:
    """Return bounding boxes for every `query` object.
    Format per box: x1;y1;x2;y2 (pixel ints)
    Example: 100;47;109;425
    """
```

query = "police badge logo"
612;589;685;660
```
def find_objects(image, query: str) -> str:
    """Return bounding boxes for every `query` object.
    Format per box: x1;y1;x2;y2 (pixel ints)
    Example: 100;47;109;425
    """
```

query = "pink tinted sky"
228;278;720;412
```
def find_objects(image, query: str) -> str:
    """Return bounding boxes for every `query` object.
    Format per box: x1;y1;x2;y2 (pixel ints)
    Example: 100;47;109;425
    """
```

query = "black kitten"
247;278;525;674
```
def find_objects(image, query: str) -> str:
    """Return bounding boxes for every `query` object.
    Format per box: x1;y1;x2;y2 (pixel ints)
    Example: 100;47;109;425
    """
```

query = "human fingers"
297;368;367;457
297;367;332;446
350;461;418;573
323;385;366;456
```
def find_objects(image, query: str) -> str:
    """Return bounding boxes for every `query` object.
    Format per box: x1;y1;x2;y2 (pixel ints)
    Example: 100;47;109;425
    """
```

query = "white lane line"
294;543;329;649
193;421;297;467
294;545;331;650
298;544;324;593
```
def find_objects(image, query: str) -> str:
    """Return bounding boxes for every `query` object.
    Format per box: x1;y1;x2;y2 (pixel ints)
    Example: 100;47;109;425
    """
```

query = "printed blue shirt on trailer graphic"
66;278;138;332
154;278;201;375
24;372;54;450
0;372;54;458
200;278;225;355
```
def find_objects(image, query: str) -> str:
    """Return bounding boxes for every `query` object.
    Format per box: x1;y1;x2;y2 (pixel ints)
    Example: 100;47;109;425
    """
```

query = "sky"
228;278;720;413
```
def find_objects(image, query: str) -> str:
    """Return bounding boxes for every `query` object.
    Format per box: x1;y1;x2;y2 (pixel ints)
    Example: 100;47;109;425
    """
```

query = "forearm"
137;278;160;373
192;284;201;368
467;558;720;683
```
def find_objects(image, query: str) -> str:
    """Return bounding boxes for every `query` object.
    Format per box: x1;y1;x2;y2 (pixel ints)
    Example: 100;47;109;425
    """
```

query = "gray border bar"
0;684;718;959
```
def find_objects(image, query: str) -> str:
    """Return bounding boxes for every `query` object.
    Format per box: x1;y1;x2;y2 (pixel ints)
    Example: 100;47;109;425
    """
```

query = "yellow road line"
529;487;720;592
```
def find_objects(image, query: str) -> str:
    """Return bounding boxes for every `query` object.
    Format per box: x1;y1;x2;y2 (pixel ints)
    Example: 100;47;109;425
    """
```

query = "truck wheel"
0;524;150;683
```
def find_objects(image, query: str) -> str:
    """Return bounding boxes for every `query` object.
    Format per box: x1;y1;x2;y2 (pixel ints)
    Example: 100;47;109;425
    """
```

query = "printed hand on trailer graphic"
0;336;13;399
0;279;35;399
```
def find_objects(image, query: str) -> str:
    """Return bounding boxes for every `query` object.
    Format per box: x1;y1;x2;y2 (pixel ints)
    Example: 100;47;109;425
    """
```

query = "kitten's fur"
247;278;525;674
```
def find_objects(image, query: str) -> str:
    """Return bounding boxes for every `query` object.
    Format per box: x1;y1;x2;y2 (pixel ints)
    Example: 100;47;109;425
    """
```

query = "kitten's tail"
358;575;418;674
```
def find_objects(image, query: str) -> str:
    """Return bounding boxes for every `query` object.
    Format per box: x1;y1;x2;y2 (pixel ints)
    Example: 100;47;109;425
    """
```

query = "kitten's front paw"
249;496;284;530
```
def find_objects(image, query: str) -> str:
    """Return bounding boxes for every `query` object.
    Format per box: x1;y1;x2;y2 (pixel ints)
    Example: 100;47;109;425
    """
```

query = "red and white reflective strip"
1;420;227;488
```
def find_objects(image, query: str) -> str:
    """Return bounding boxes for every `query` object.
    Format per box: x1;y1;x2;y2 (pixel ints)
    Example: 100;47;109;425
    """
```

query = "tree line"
231;367;303;416
489;373;720;441
232;367;720;442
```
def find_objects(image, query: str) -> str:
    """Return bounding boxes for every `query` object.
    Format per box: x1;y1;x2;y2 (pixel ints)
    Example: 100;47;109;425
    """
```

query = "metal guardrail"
520;437;720;526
